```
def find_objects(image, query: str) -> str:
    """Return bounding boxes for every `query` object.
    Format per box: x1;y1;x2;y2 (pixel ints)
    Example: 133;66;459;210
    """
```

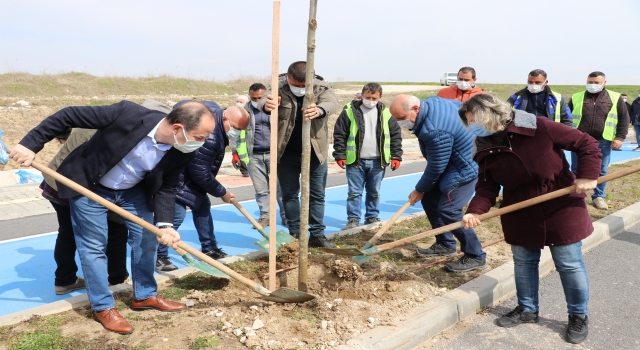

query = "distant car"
440;72;458;86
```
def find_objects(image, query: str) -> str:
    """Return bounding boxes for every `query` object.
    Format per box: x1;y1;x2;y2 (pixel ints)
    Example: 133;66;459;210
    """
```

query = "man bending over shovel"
156;102;250;271
389;95;487;272
10;101;216;334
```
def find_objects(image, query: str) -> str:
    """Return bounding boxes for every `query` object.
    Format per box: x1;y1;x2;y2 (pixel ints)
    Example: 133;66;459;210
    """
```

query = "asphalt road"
0;160;427;242
424;222;640;350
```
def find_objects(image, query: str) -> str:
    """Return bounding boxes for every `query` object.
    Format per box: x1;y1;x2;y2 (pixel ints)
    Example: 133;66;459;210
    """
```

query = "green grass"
189;335;221;349
159;272;230;301
290;308;319;324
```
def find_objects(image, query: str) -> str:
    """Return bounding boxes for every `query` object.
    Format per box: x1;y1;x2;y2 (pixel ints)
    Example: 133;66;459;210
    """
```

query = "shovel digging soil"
321;201;412;264
230;198;296;253
30;161;315;304
321;163;640;258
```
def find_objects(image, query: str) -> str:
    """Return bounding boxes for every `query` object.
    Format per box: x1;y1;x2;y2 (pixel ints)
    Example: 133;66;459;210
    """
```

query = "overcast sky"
1;0;639;84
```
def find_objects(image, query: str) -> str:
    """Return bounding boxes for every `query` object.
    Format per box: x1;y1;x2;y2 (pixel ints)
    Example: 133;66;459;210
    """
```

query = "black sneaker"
445;255;487;272
204;248;229;260
566;315;589;344
364;217;381;225
156;256;178;272
416;243;457;257
496;305;539;328
342;219;360;230
308;235;337;249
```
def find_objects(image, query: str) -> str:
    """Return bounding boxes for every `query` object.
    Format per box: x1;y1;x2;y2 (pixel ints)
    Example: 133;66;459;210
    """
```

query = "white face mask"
250;101;258;108
173;127;204;153
586;83;604;94
362;99;377;109
397;118;414;130
225;119;240;140
468;124;493;137
527;82;546;94
456;81;472;91
289;85;305;97
236;102;245;107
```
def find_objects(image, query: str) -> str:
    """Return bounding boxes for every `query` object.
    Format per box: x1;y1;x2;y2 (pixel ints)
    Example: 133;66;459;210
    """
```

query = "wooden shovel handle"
369;162;640;253
230;198;266;231
367;201;411;245
30;162;273;297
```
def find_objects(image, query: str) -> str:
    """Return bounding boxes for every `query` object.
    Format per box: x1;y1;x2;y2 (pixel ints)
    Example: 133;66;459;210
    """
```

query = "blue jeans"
278;151;327;238
157;197;218;257
346;158;386;220
571;139;611;199
70;185;158;311
635;125;640;145
511;242;589;316
248;152;285;219
421;179;486;260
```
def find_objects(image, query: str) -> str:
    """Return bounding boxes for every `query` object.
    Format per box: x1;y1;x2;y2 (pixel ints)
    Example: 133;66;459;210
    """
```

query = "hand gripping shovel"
230;198;296;253
30;162;315;303
320;201;412;264
322;163;640;258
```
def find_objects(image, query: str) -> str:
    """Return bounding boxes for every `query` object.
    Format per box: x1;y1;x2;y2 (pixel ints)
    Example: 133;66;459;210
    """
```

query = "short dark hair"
287;61;307;82
528;69;547;79
362;82;383;96
588;71;606;78
249;83;266;92
622;94;628;97
167;101;213;132
458;66;476;79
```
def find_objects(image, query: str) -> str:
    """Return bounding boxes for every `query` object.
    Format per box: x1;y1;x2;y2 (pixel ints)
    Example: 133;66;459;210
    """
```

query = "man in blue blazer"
389;95;487;273
11;100;216;334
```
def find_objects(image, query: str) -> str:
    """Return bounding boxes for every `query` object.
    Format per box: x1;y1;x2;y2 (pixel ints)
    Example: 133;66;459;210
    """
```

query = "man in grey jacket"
230;83;285;228
260;61;339;248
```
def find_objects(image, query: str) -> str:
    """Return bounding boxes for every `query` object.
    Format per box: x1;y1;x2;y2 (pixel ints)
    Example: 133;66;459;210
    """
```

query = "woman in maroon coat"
459;94;601;345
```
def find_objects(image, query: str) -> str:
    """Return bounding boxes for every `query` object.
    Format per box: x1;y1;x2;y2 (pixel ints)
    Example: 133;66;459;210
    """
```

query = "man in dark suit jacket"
10;100;216;335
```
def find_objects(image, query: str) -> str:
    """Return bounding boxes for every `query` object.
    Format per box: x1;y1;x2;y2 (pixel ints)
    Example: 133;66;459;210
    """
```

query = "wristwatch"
158;225;173;229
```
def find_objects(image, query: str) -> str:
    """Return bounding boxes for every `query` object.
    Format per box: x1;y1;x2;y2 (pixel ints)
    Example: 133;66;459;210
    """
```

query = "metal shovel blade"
181;253;230;279
351;242;374;264
318;246;365;256
254;229;296;252
260;287;316;303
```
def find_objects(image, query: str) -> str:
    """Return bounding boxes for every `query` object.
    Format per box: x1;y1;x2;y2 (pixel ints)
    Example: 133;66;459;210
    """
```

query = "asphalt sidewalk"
423;221;640;350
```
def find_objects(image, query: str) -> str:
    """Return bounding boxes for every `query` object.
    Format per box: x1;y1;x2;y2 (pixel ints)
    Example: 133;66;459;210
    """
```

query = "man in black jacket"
11;101;215;334
630;90;640;150
333;83;403;230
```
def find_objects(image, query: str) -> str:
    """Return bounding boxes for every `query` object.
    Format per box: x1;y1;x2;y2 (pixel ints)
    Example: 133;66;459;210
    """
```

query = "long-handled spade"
320;163;640;258
31;161;315;303
321;201;412;264
230;198;296;252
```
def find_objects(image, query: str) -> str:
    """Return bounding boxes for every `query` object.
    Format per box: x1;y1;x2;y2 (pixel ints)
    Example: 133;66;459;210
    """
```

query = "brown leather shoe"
94;308;134;334
131;295;186;312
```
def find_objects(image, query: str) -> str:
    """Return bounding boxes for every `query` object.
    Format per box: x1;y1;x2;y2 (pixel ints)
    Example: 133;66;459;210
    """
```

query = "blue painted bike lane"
1;143;639;317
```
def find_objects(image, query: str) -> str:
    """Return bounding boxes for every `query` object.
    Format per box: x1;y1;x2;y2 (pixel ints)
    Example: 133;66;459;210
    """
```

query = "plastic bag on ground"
15;170;44;184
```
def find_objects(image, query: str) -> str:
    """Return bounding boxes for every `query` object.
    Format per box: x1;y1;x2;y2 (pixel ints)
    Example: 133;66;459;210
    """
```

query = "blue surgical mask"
469;124;493;137
173;127;204;153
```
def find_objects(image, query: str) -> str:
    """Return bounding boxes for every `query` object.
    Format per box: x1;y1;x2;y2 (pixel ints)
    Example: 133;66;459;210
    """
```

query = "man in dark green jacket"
259;61;339;248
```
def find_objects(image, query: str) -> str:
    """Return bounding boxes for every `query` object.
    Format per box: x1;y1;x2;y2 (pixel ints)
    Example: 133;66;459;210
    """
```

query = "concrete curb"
338;203;640;350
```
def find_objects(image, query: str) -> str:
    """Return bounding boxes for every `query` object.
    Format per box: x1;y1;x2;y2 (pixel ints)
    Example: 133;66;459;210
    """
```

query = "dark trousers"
420;179;486;260
51;202;129;286
277;150;328;238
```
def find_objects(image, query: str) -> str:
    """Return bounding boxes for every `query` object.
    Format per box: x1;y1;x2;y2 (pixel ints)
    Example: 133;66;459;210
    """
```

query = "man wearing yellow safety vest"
569;71;629;210
231;83;285;228
507;69;573;126
332;83;403;230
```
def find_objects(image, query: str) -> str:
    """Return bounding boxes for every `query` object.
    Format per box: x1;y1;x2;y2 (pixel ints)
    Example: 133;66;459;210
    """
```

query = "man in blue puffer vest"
156;101;250;271
389;95;487;272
